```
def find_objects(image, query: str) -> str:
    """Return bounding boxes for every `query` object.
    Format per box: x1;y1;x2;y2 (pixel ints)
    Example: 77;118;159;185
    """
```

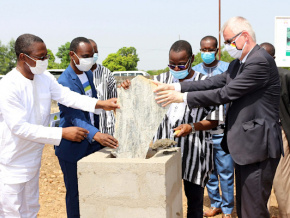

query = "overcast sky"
0;0;289;70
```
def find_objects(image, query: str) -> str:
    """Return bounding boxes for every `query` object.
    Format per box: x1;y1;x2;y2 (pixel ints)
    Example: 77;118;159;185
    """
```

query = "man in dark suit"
154;16;282;218
260;42;290;218
55;37;119;218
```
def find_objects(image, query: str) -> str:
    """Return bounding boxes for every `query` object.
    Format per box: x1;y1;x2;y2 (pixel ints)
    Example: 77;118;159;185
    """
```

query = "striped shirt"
92;64;117;135
153;71;220;187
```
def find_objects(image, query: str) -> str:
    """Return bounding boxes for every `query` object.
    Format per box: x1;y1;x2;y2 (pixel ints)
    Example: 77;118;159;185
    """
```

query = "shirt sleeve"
49;73;98;113
0;81;63;145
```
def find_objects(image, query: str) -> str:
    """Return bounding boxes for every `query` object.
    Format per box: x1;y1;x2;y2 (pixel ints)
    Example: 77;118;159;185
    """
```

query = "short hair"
15;33;44;58
260;42;275;57
169;40;192;58
88;39;97;47
221;16;256;42
200;36;218;48
70;37;91;52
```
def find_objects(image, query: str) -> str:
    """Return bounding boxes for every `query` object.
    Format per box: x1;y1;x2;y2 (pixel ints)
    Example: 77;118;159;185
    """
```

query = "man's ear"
19;53;26;62
69;51;74;58
215;48;219;56
191;54;195;63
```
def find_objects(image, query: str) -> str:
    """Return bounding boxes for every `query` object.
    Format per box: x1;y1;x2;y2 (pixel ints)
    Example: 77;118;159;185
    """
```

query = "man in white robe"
0;33;119;218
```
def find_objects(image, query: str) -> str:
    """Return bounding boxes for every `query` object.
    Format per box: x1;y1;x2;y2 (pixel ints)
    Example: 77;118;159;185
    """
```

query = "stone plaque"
113;76;169;158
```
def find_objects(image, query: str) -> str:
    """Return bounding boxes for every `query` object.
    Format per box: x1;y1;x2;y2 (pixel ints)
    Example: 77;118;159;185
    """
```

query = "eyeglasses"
168;58;191;70
224;32;243;45
25;54;50;61
200;48;217;52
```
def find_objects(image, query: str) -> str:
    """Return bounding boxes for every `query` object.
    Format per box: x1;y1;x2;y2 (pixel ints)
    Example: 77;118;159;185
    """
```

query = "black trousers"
183;180;204;218
235;157;280;218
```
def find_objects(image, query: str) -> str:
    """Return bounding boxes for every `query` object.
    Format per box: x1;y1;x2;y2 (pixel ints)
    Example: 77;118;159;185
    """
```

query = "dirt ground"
38;144;280;218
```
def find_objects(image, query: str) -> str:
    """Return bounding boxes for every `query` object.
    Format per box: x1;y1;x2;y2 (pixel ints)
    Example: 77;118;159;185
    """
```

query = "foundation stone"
78;147;183;218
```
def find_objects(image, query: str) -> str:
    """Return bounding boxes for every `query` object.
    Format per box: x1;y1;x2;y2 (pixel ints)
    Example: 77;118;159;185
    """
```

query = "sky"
0;0;289;71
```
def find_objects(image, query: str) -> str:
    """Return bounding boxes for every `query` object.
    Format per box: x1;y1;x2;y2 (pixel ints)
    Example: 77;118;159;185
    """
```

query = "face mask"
170;68;189;79
73;52;94;71
201;52;216;64
93;53;98;63
225;34;247;59
25;54;48;75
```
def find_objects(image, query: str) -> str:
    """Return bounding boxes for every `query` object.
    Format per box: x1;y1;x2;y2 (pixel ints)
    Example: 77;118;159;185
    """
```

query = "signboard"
275;16;290;67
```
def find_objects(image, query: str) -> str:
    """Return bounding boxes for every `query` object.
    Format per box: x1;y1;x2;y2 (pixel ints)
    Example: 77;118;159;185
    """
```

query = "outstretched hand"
94;132;119;149
118;79;131;90
62;127;89;142
173;124;192;137
96;98;120;111
155;90;184;107
151;80;175;93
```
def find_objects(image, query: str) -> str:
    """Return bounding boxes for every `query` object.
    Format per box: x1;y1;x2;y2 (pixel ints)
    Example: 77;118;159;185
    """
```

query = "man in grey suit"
154;16;283;218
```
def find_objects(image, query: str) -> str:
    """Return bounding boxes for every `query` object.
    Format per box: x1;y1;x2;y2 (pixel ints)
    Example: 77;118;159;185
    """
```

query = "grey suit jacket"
181;45;283;165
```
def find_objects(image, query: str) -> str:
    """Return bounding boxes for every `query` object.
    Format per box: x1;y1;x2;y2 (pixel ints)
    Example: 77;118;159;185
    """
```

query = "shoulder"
192;63;203;70
218;61;229;67
0;68;20;89
195;71;207;80
154;71;172;83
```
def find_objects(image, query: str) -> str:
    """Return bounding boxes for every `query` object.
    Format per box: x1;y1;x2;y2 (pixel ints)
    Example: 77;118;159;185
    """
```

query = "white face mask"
225;34;247;59
73;52;94;72
25;54;48;75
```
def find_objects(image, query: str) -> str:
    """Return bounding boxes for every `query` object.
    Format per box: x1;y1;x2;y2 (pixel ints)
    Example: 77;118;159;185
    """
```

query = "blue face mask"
169;68;189;79
93;53;98;63
201;52;216;64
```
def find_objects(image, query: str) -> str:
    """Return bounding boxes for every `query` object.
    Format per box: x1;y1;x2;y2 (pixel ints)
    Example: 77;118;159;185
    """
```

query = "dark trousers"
235;157;280;218
58;158;80;218
183;180;204;218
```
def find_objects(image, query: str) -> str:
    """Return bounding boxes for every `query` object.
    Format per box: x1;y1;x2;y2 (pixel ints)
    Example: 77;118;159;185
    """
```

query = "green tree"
47;49;60;69
0;39;16;75
102;47;139;72
147;67;169;76
56;42;70;69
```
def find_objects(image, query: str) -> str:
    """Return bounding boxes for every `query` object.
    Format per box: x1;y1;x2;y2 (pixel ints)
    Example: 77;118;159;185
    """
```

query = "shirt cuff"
51;127;63;146
183;92;188;104
173;83;181;92
87;99;99;113
94;109;103;114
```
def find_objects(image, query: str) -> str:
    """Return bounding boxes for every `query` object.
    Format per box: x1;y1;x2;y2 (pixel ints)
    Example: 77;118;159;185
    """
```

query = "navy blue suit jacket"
55;65;101;163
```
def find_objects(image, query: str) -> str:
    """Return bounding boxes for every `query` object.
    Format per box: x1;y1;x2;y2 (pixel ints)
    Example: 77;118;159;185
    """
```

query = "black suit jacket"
181;45;283;165
279;67;290;146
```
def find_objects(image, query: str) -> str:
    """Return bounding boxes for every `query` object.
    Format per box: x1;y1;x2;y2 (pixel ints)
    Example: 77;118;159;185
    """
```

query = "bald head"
88;39;98;54
260;42;275;58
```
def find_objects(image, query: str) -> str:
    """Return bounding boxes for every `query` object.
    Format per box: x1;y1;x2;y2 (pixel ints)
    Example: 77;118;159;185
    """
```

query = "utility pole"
219;0;221;60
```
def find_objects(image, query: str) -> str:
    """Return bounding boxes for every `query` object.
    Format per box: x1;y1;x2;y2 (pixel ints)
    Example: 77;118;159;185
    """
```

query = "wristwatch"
190;123;196;134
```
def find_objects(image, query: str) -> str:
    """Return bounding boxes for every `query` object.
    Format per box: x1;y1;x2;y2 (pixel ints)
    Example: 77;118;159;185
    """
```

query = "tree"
56;42;70;69
147;67;169;76
47;49;60;69
0;39;16;75
102;47;139;72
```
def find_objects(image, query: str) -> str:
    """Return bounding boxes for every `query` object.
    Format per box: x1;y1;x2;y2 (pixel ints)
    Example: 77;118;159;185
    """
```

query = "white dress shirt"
0;68;98;184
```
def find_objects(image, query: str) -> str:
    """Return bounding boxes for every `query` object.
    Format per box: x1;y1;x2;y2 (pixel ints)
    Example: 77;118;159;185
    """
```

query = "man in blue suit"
55;37;119;218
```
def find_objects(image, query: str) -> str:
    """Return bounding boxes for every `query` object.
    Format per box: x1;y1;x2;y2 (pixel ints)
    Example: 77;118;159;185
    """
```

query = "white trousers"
0;170;40;218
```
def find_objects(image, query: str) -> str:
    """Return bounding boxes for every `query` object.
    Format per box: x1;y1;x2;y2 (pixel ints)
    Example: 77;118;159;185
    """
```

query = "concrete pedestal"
78;147;183;218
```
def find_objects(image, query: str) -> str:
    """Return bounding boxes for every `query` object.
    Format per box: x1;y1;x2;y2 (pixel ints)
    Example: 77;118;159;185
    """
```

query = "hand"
151;80;175;93
118;79;131;90
173;124;192;137
155;90;184;107
62;127;89;142
96;98;120;111
94;132;119;149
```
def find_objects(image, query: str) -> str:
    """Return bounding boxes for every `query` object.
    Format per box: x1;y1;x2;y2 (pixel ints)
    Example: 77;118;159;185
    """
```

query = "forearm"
193;120;219;131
